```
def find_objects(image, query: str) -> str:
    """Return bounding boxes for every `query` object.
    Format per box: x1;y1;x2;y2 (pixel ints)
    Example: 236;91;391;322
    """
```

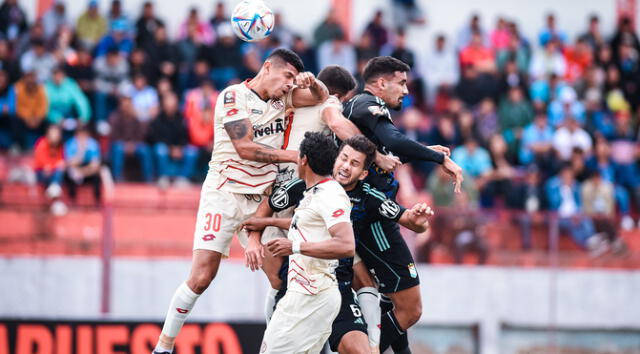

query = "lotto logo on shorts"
202;234;216;241
408;263;417;278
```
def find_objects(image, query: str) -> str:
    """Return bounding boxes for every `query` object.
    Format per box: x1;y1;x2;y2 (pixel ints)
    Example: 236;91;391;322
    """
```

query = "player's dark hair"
267;48;304;73
317;65;357;97
339;135;377;168
362;56;410;83
299;132;338;176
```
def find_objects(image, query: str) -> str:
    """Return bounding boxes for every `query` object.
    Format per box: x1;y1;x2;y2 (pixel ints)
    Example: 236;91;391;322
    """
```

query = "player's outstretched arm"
224;118;298;164
290;72;329;108
398;202;434;233
266;222;355;259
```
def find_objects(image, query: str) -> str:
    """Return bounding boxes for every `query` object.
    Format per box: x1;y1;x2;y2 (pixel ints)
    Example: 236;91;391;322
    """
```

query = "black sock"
380;311;404;352
392;332;411;353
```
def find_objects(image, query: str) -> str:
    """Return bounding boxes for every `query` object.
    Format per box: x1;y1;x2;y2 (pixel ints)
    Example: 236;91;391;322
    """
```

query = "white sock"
357;287;381;347
160;282;200;338
153;343;172;353
264;287;278;324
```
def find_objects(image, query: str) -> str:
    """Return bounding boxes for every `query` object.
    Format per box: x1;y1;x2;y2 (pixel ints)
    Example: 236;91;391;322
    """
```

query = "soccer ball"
230;0;274;42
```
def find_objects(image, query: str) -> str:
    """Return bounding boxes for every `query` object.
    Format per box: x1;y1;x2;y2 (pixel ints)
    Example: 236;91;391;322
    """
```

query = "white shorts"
192;176;266;256
260;287;341;354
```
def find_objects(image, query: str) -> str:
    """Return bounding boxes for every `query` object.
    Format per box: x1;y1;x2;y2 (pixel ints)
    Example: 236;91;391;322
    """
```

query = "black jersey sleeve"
269;178;306;212
362;183;406;222
373;119;445;164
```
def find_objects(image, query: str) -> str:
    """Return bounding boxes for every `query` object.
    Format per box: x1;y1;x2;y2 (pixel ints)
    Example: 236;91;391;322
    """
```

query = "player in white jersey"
152;49;329;354
245;65;401;323
259;132;355;354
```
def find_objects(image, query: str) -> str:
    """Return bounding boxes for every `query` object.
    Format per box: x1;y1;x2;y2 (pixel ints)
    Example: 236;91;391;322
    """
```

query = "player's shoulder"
313;179;348;198
361;182;388;202
218;83;248;106
349;91;385;108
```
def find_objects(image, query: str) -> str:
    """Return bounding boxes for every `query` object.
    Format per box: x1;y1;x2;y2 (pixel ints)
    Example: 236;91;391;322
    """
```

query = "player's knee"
339;335;370;354
406;301;422;327
266;272;282;290
187;270;216;294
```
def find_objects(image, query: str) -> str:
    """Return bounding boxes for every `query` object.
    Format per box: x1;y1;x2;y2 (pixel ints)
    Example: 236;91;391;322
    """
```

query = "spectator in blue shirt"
451;137;492;179
95;19;133;58
0;69;15;149
519;111;555;166
64;125;102;204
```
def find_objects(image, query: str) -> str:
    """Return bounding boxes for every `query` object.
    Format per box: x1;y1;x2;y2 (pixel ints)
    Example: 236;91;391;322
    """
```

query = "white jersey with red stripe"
209;80;293;194
274;95;342;187
286;178;351;295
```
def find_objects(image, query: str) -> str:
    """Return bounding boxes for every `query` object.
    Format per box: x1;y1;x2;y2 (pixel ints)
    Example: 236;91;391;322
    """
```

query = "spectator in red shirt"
490;17;511;51
460;31;495;73
184;79;217;150
33;125;68;214
564;38;593;83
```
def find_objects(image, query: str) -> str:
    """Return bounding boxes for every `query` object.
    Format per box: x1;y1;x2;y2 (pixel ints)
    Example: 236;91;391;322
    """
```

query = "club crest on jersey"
253;118;285;138
379;200;401;219
368;105;389;117
271;99;284;110
408;263;417;278
224;91;236;107
271;188;289;209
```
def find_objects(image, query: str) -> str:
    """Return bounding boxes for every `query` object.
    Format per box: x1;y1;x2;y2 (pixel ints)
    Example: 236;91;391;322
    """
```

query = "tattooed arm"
224;118;298;163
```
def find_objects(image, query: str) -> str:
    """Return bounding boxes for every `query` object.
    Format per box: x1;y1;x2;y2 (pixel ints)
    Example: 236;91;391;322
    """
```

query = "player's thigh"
337;331;370;354
328;288;368;352
192;188;241;256
261;250;285;289
351;257;376;291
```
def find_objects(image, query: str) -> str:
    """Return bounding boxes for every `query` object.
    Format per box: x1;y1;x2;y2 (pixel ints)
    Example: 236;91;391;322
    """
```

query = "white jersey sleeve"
219;88;249;124
314;180;351;229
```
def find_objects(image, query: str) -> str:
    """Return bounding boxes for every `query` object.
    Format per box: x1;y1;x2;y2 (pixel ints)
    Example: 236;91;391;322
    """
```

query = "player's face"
382;71;409;110
266;61;297;99
333;145;368;188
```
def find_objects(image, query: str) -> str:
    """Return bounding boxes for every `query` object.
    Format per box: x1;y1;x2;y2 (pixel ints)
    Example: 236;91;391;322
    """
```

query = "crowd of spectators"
0;0;638;257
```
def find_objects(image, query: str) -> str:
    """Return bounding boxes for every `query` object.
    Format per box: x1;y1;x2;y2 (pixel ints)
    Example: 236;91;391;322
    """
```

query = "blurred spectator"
579;15;605;51
147;93;198;188
317;33;356;75
0;39;21;83
109;95;153;182
564;38;593;83
545;165;608;255
0;69;15;149
209;2;226;30
107;0;131;34
608;113;640;208
451;137;492;179
519;111;555;167
128;72;159;123
177;7;215;46
480;134;516;207
530;73;567;104
548;86;585;127
604;65;631;113
587;138;635;230
76;0;107;51
553;117;592;161
455;64;499;107
506;165;545;250
135;1;164;47
51;26;77;67
33;125;66;214
364;10;388;51
610;17;640;64
428;167;477;208
355;32;378;63
459;31;495;72
20;38;56;83
429;113;461;148
456;14;486;50
490;17;511;51
498;86;533;154
582;170;626;250
93;48;129;121
398;107;432;176
390;0;425;28
291;35;317;75
95;19;134;57
129;48;156;85
199;23;243;90
41;0;69;41
584;89;615;140
65;47;95;97
423;34;458;104
570;148;590;183
64;125;102;204
143;24;178;86
496;35;530;74
474;98;499;148
616;40;640;109
184;79;217;150
498;59;528;98
177;23;204;92
180;59;209;94
313;8;344;47
44;67;91;136
538;13;568;46
0;0;28;43
14;71;48;149
529;38;566;81
272;12;294;49
14;20;44;58
388;29;415;69
450;197;489;264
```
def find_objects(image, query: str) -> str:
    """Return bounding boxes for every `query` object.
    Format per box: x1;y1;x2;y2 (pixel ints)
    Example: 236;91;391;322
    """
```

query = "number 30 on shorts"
204;213;222;232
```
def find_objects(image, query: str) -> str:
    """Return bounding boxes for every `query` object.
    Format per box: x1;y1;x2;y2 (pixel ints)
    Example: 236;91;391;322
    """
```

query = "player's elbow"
340;239;355;258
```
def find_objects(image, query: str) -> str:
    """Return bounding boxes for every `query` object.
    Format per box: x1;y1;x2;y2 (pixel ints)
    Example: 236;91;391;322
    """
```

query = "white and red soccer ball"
230;0;274;42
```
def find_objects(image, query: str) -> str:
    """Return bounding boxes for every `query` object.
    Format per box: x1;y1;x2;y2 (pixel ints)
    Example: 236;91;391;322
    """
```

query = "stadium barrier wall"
2;257;639;354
